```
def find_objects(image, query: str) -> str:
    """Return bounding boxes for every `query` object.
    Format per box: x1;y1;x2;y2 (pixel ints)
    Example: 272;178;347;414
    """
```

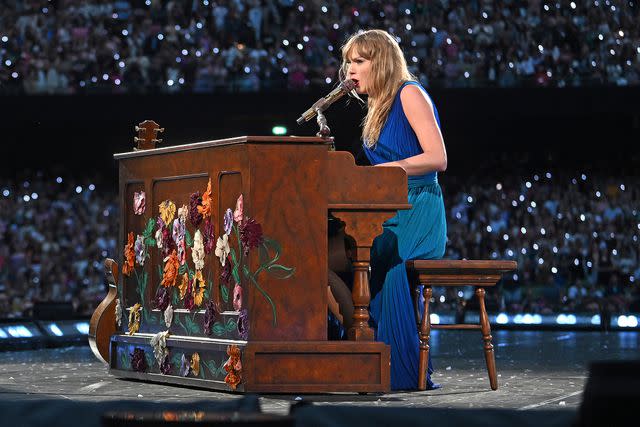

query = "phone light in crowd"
48;323;64;337
272;126;287;136
617;315;638;328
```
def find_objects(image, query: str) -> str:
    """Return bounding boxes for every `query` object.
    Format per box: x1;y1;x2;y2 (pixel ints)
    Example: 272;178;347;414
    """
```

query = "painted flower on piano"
133;191;145;215
237;309;249;340
159;200;176;225
224;345;242;390
122;232;135;276
180;354;190;377
160;355;172;375
190;352;201;377
192;230;205;270
233;194;244;223
224;208;233;235
203;300;219;335
150;330;170;368
161;250;180;287
134;234;146;266
239;218;263;256
164;304;173;328
130;347;147;373
193;270;206;307
128;303;142;335
153;286;170;311
197;178;212;218
215;234;230;266
233;282;243;311
178;273;189;300
188;192;203;227
203;218;216;255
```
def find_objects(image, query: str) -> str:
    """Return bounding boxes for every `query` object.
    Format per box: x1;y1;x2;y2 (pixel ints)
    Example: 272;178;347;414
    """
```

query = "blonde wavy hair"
339;29;416;148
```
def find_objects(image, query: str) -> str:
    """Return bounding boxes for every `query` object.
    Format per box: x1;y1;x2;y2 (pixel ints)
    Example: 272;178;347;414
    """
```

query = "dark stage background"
2;87;638;181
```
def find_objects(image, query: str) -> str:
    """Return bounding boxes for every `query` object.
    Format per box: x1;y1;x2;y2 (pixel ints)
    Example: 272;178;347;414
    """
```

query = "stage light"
272;126;287;136
6;325;33;338
48;324;64;337
75;186;82;193
430;314;440;325
513;314;523;324
0;329;8;339
591;315;601;325
617;316;638;328
75;322;90;335
496;313;509;324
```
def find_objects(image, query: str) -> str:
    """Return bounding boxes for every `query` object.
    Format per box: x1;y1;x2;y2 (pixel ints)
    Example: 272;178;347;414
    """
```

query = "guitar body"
88;259;119;364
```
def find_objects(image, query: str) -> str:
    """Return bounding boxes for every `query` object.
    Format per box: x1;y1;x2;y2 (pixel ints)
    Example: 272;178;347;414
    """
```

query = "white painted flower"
192;229;205;270
115;298;122;327
164;304;173;328
177;204;188;222
214;234;230;266
155;228;163;249
150;330;170;366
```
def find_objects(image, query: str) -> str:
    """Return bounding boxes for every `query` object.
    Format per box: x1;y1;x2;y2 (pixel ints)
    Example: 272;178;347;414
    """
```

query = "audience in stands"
1;0;638;94
1;155;638;319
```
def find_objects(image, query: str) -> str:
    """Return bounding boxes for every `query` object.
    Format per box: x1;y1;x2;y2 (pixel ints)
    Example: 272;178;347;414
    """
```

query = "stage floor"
1;330;637;415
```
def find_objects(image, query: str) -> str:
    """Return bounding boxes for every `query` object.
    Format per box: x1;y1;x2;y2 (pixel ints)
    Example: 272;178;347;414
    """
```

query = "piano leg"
348;253;375;341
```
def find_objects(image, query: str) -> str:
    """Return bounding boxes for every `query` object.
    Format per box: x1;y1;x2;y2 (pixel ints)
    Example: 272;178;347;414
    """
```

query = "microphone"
296;79;356;125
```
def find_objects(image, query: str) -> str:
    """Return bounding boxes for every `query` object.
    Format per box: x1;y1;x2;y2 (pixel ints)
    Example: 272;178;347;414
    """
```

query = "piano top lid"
114;135;333;160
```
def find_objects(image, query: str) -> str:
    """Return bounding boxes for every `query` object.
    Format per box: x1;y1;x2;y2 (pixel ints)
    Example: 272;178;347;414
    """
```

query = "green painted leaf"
212;321;226;336
144;237;156;247
221;284;229;303
184;315;200;335
157;265;163;282
172;288;179;306
225;318;237;333
120;351;130;370
185;228;193;248
143;218;155;239
261;237;282;265
145;351;155;370
267;264;296;279
178;264;187;275
171;352;183;368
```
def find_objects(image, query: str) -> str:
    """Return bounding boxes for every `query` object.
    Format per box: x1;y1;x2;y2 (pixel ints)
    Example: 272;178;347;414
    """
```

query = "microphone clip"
315;107;332;140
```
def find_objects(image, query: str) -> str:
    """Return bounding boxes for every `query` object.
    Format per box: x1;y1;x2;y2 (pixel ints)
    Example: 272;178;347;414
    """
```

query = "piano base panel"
109;335;390;393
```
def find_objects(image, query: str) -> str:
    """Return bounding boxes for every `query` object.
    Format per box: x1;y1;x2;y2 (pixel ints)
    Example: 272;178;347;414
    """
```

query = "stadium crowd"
1;158;638;319
1;0;639;94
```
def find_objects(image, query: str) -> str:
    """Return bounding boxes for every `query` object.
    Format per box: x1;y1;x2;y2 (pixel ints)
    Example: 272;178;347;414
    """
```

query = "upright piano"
90;136;410;393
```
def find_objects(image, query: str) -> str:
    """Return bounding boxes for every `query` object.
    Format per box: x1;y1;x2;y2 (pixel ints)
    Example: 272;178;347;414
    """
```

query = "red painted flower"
239;217;263;256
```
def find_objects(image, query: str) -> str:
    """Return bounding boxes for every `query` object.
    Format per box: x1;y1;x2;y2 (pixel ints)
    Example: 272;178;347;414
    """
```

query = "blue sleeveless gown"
364;81;447;390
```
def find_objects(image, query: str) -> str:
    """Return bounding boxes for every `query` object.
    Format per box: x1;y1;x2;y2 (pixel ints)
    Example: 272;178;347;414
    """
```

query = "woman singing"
339;29;448;390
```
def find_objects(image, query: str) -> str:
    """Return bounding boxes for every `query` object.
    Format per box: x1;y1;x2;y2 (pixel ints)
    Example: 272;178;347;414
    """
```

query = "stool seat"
406;259;517;391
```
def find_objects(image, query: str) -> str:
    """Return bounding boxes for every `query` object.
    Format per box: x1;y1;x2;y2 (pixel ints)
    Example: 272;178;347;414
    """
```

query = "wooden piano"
89;136;410;393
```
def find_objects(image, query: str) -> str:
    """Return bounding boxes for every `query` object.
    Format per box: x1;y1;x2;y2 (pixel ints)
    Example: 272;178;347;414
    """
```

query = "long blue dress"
364;81;447;390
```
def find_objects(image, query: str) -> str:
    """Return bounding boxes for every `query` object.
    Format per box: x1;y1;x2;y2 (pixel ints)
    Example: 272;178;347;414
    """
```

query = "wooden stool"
405;260;517;391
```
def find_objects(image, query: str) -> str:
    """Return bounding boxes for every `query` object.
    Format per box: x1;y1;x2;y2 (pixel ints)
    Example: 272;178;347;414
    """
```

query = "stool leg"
418;285;432;391
476;287;497;390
